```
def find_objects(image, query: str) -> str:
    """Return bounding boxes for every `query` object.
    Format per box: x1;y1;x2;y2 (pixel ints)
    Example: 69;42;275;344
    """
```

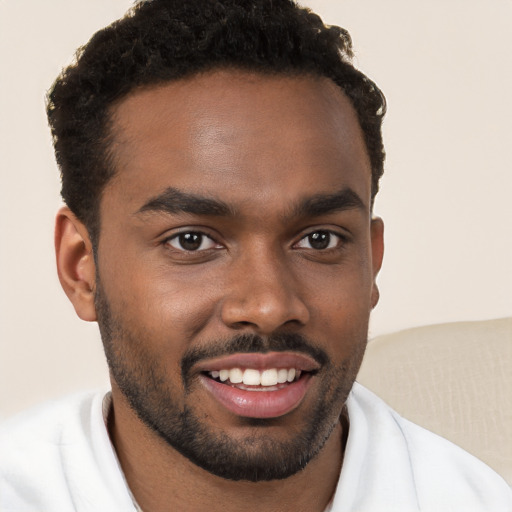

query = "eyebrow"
136;186;366;220
137;187;234;217
292;187;367;218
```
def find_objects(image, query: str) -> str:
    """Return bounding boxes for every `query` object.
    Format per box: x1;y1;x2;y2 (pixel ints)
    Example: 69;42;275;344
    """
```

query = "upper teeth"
208;368;299;386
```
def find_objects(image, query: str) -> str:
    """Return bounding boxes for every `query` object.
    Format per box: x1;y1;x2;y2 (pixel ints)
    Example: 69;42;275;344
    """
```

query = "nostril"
231;320;258;330
220;290;310;334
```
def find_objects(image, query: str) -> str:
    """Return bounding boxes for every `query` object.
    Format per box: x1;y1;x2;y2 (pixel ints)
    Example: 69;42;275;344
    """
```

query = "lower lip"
199;374;312;419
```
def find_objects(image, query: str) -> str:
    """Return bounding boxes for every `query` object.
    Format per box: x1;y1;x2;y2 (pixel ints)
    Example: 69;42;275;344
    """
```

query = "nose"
220;248;310;334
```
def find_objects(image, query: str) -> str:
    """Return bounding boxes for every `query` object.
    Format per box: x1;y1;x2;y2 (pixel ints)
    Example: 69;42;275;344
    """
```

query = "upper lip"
194;351;321;373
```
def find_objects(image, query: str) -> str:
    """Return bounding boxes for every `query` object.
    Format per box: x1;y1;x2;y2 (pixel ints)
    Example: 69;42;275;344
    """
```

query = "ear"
55;207;97;321
369;217;384;309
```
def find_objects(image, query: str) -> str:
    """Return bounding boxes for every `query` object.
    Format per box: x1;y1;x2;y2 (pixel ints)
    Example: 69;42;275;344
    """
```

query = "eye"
295;230;342;250
166;232;220;252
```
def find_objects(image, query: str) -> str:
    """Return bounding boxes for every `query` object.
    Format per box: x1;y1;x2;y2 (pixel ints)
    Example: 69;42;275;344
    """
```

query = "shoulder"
0;389;103;453
0;390;131;512
335;383;512;512
0;390;102;465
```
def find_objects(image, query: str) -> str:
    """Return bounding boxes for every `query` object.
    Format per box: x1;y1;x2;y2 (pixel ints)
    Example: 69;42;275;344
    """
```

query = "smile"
196;352;319;419
207;367;302;389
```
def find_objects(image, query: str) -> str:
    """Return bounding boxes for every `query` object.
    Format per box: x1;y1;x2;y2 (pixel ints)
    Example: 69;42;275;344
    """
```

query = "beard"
94;279;366;482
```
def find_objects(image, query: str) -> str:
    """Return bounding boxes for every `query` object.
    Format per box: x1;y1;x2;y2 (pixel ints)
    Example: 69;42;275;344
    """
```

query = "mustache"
181;332;329;383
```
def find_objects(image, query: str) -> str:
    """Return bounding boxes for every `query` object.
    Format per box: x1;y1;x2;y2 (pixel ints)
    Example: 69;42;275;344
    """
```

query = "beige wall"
1;0;510;418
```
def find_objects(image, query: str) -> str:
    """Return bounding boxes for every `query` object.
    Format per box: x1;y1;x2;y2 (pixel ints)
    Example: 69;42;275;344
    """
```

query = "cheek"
300;258;373;354
301;253;374;314
97;248;221;346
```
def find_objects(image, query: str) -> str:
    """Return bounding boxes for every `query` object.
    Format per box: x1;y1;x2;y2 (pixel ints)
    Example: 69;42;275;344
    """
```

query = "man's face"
94;70;383;481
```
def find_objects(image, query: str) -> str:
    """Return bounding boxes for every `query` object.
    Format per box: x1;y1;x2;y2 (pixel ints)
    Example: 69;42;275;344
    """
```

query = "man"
0;1;510;511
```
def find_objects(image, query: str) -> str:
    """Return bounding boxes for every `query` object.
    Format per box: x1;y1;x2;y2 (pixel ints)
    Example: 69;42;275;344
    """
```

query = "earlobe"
371;284;380;310
370;217;384;310
55;207;97;322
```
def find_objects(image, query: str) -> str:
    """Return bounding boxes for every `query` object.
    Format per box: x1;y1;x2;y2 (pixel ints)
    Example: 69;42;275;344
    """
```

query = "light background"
0;0;511;418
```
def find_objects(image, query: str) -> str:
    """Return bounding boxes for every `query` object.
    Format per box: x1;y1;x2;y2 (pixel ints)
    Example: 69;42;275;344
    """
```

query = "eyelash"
163;229;347;253
164;231;220;252
294;230;347;251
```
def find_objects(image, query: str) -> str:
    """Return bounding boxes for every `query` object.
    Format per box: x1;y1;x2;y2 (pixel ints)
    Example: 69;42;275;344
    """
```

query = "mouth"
205;367;303;390
196;352;319;419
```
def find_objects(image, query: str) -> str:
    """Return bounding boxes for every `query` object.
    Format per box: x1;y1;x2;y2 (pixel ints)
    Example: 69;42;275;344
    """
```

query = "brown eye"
167;232;218;251
296;230;340;250
308;232;331;249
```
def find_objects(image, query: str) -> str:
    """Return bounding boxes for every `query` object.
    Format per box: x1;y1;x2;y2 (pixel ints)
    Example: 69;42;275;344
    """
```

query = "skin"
55;70;384;512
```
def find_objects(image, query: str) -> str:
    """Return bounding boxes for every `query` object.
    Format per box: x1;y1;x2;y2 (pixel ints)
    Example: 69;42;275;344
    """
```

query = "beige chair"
357;317;512;485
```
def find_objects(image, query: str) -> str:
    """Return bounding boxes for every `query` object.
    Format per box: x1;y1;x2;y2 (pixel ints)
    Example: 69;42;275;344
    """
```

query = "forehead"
105;70;372;214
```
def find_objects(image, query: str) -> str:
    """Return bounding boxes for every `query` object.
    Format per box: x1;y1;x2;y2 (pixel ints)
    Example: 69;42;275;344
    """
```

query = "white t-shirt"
1;383;510;512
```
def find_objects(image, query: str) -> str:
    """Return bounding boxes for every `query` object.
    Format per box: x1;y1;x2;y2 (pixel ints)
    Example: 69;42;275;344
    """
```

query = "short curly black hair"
47;0;386;245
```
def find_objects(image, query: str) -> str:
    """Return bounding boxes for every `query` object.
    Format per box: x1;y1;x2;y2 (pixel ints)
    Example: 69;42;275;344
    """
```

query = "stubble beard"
94;279;367;482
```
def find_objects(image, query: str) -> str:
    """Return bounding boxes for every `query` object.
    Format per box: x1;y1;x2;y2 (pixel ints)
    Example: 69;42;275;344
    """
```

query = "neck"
108;390;348;512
